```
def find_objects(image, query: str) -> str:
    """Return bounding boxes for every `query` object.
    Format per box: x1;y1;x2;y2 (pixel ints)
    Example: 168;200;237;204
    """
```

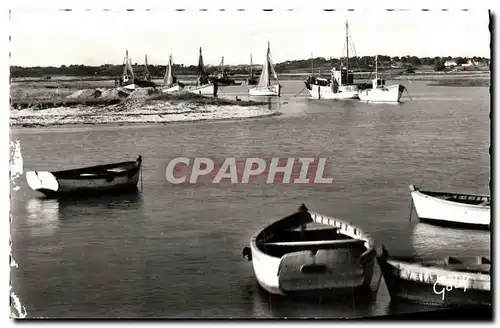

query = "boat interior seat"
261;239;366;258
273;223;344;244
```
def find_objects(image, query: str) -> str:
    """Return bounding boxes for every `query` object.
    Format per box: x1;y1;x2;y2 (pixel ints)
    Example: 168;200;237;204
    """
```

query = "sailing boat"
358;55;406;103
162;54;184;93
304;21;360;100
144;54;152;81
186;47;218;96
119;50;156;90
210;56;240;86
246;54;258;85
249;42;282;97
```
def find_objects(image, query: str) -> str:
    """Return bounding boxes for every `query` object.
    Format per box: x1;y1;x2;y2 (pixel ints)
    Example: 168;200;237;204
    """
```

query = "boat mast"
375;55;378;80
345;21;349;73
250;54;253;78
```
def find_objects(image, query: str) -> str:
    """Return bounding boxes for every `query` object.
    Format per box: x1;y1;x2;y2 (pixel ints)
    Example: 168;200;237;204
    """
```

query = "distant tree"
391;56;400;62
409;56;421;66
433;58;446;71
455;57;467;65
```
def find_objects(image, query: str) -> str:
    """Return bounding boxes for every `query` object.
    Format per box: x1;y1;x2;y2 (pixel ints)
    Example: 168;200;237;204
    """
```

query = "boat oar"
404;87;413;101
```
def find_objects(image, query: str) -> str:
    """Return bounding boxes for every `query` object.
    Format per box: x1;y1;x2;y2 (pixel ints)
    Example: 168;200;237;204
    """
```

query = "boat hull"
26;156;142;197
410;188;490;228
186;83;217;96
249;210;375;297
306;83;359;100
377;257;491;308
358;84;405;103
162;84;184;93
248;84;281;97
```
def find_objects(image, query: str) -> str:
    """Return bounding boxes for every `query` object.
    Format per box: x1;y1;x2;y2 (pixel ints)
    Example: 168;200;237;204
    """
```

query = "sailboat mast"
375;55;378;80
250;54;253;77
267;41;271;86
345;21;349;73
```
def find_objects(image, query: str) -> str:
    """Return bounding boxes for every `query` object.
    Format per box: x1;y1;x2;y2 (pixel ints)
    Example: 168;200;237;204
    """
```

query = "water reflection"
411;222;490;258
25;198;60;237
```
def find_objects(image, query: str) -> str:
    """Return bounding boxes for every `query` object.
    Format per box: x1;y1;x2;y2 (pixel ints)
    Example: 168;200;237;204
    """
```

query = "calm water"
10;80;491;318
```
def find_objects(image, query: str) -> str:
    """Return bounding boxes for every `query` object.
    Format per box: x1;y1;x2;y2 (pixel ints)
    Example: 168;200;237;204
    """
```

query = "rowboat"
26;155;142;196
377;245;491;308
358;55;406;103
248;42;282;97
409;185;490;228
242;204;375;297
304;22;360;100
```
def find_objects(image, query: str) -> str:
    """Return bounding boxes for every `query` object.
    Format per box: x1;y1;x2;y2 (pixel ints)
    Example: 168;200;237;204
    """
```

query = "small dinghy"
26;155;142;197
409;185;490;229
377;245;491;308
242;204;376;297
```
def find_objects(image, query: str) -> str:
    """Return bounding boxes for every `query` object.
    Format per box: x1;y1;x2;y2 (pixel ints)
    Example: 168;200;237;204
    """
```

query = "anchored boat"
242;204;375;297
185;47;218;97
358;55;406;103
26;156;142;197
210;56;241;86
119;51;156;90
409;185;490;229
162;54;185;93
377;246;491;308
304;21;361;100
246;54;258;85
248;42;282;97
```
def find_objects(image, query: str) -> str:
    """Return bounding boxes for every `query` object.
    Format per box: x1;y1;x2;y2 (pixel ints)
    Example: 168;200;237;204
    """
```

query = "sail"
164;54;174;87
144;54;151;80
257;42;277;87
127;59;135;79
197;47;209;85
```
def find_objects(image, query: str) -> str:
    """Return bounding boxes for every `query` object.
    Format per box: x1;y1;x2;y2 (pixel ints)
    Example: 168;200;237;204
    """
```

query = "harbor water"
10;80;490;318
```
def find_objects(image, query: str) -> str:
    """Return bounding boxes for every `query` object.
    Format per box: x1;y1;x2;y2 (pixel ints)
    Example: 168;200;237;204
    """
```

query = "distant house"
444;60;457;67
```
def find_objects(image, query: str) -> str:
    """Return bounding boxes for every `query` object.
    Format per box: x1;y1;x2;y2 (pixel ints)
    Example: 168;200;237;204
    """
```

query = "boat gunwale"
412;189;490;209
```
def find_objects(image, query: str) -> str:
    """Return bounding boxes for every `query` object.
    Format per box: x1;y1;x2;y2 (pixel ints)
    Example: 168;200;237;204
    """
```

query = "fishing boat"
304;22;361;100
185;47;218;96
246;54;258;85
242;204;376;297
409;185;490;229
358;55;406;103
162;54;185;93
377;245;491;308
248;42;282;97
210;56;241;86
26;156;142;197
119;51;156;90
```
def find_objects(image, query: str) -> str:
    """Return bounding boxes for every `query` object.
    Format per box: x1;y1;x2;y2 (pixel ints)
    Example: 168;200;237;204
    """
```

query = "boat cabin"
371;77;386;89
331;67;354;86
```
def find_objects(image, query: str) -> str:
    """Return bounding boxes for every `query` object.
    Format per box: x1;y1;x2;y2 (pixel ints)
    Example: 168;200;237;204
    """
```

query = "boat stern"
26;171;59;193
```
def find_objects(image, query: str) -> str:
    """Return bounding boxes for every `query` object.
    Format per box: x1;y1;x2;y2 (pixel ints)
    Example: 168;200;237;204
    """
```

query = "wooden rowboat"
409;185;490;229
242;204;376;297
26;155;142;197
377;245;491;308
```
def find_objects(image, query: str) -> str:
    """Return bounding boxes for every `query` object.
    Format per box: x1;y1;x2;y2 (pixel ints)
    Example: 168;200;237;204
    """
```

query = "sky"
9;9;491;67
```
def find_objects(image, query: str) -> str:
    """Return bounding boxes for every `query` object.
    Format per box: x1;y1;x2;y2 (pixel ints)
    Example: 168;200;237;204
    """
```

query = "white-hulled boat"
248;42;282;97
409;185;490;229
358;55;406;103
242;204;375;297
185;47;218;97
162;54;184;93
304;21;360;100
119;51;156;90
26;156;142;197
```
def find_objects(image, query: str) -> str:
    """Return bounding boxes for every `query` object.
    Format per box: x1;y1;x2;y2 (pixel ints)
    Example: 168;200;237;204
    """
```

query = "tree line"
10;55;490;78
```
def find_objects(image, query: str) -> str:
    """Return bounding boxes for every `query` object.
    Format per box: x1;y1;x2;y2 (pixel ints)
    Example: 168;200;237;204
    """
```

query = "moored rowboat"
409;185;490;229
377;245;491;308
26;155;142;196
242;204;376;297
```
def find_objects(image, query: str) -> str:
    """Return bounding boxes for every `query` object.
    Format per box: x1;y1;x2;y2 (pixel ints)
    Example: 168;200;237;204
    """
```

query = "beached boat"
358;55;406;103
246;54;258;85
249;42;282;97
119;51;156;90
210;56;241;86
26;156;142;196
185;48;218;97
304;22;361;100
242;204;376;297
409;185;490;228
162;54;185;93
377;246;491;308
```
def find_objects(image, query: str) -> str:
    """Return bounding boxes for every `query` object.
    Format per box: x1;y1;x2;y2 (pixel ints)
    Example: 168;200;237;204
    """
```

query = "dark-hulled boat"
242;204;376;297
377;245;491;308
26;156;142;197
120;51;156;90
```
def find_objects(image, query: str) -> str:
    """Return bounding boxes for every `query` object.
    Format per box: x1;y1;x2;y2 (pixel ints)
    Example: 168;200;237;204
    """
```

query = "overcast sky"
10;9;490;67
